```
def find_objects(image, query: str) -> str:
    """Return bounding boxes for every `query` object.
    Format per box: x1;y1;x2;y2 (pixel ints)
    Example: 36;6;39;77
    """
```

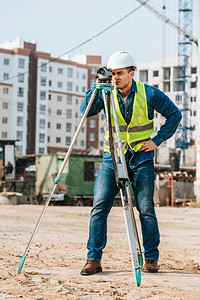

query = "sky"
0;0;199;65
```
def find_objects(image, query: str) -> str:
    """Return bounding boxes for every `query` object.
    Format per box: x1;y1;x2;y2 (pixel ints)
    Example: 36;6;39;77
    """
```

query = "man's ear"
130;70;135;78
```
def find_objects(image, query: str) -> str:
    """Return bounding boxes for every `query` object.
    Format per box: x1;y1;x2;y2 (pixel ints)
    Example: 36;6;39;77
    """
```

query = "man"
80;51;182;275
2;161;13;181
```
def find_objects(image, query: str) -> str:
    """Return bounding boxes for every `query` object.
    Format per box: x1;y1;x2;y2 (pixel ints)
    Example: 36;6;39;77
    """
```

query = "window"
89;133;96;141
39;133;45;143
76;85;79;92
18;73;24;82
67;95;72;104
41;63;47;72
76;98;78;105
40;105;46;114
91;66;96;74
57;95;62;102
76;72;79;78
17;102;23;111
39;119;45;129
81;140;84;147
48;94;51;101
75;112;78;118
163;82;170;92
84;162;94;181
67;68;73;77
82;73;86;79
90;119;96;128
2;117;8;124
191;67;197;74
4;58;9;65
3;73;9;80
67;82;73;91
18;87;24;97
41;77;46;86
66;123;71;132
56;123;61;129
58;81;63;88
17;116;23;126
173;81;183;92
48;122;51;129
48;108;51;115
58;68;63;74
82;86;86;93
49;80;52;86
16;131;23;141
139;70;148;82
100;141;104;147
81;127;85;133
39;147;45;154
40;91;46;100
3;102;8;109
101;114;104;120
66;136;71;146
57;109;62;115
18;58;25;68
47;136;50;142
100;127;104;133
49;66;52;72
193;111;196;116
163;67;170;80
191;81;197;88
2;132;8;138
175;95;182;104
66;109;72;118
190;96;196;102
16;145;22;155
56;137;61;143
3;87;9;94
153;70;159;77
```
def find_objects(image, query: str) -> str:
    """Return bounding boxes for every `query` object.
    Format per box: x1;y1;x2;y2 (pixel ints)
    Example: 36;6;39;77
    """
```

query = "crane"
135;0;198;46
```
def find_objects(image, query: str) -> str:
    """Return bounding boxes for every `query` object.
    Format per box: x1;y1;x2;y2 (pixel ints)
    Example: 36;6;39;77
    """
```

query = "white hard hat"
107;50;136;70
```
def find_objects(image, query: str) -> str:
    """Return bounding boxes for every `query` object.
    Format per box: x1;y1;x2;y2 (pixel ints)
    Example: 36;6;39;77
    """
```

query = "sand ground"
0;205;200;300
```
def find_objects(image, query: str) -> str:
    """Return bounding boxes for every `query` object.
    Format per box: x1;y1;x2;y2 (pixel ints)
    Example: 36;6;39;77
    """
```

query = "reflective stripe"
104;139;128;149
104;122;127;132
128;122;153;133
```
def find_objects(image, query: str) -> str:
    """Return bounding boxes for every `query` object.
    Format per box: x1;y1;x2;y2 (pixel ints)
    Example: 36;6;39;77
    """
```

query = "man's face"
112;68;134;89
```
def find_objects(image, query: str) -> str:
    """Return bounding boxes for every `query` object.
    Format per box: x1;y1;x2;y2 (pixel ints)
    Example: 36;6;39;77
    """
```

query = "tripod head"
96;66;112;83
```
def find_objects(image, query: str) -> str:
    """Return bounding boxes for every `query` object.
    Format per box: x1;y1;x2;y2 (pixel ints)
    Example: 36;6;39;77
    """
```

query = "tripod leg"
17;88;99;273
103;90;143;286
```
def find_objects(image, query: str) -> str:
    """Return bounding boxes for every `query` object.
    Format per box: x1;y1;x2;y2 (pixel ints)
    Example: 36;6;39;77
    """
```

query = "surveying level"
17;67;143;286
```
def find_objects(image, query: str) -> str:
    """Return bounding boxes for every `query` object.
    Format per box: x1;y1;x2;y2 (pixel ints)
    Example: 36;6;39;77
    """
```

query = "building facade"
0;39;101;156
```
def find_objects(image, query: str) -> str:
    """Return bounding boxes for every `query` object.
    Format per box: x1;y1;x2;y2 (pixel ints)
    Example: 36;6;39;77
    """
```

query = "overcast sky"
0;0;199;65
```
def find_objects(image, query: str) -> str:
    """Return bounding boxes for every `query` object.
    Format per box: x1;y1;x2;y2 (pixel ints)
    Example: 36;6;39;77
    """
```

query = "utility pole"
196;0;200;207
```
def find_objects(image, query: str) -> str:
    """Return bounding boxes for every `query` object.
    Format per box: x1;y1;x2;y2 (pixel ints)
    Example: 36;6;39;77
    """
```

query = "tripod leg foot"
17;254;26;273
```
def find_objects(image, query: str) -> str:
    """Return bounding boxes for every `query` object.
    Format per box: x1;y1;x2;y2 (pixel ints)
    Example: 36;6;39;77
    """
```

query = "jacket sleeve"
148;86;182;147
80;83;104;117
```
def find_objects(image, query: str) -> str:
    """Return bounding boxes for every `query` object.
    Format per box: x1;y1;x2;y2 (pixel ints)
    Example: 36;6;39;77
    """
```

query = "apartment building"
0;39;101;156
0;44;30;155
135;54;198;166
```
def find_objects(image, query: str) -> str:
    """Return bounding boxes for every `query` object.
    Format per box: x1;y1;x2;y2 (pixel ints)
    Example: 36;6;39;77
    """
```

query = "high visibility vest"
104;81;154;154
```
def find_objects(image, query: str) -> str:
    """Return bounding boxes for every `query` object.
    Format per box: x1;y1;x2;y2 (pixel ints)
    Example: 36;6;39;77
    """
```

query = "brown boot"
80;260;102;275
142;260;158;273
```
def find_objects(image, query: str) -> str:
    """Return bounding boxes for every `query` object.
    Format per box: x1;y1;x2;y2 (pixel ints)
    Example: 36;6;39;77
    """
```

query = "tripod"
17;81;143;286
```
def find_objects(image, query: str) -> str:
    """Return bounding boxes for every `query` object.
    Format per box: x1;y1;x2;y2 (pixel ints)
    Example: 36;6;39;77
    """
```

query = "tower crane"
135;0;198;46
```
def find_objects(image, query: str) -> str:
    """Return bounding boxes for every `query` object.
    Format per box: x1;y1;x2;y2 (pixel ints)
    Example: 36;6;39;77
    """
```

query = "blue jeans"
86;159;160;261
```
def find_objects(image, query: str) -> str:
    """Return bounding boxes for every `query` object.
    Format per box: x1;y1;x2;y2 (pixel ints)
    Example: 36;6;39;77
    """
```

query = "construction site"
0;0;200;299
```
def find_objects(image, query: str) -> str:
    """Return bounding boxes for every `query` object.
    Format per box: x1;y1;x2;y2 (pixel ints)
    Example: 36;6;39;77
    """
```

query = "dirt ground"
0;204;200;300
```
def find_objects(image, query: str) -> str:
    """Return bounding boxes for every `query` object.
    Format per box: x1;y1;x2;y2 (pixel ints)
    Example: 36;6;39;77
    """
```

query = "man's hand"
139;139;157;152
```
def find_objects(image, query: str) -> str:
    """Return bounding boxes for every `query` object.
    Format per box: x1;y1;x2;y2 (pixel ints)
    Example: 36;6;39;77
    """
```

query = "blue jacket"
80;79;182;169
